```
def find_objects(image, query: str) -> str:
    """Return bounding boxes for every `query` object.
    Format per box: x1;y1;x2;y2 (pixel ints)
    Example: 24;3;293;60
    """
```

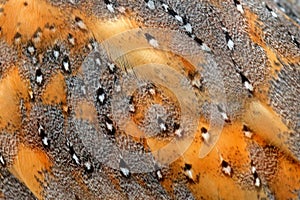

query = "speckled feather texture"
0;0;299;199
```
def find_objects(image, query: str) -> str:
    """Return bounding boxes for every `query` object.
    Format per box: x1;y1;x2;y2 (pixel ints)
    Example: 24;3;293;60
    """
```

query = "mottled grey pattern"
0;0;299;199
0;169;37;200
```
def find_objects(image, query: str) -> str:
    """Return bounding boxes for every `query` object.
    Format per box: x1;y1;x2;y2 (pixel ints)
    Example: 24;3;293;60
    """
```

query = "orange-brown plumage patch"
41;72;66;106
0;0;91;52
272;156;300;199
244;101;292;159
0;0;65;44
9;144;52;200
0;67;30;132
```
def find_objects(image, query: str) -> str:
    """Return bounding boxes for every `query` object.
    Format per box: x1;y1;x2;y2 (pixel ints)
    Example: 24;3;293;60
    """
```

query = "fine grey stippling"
156;1;211;52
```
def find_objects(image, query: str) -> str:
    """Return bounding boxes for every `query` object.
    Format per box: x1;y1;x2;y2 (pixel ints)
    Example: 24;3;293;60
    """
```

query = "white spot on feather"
236;4;244;14
221;112;229;122
222;165;232;176
201;132;210;143
107;4;115;13
95;58;101;66
76;19;87;30
244;81;253;92
200;43;211;52
149;38;159;48
271;11;278;18
36;74;43;85
183;23;192;33
254;177;261;187
28;46;35;55
156;170;163;180
162;4;169;12
186;170;193;180
72;154;80;165
244;130;253;138
98;94;105;104
227;39;234;50
129;104;135;113
146;0;155;10
175;128;183;137
159;123;167;132
175;15;183;23
120;167;130;177
106;122;113;132
28;90;34;100
0;155;5;166
62;59;70;72
42;137;49;146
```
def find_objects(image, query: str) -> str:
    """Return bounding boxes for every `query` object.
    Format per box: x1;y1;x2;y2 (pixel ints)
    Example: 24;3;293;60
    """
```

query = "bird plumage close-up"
0;0;299;199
